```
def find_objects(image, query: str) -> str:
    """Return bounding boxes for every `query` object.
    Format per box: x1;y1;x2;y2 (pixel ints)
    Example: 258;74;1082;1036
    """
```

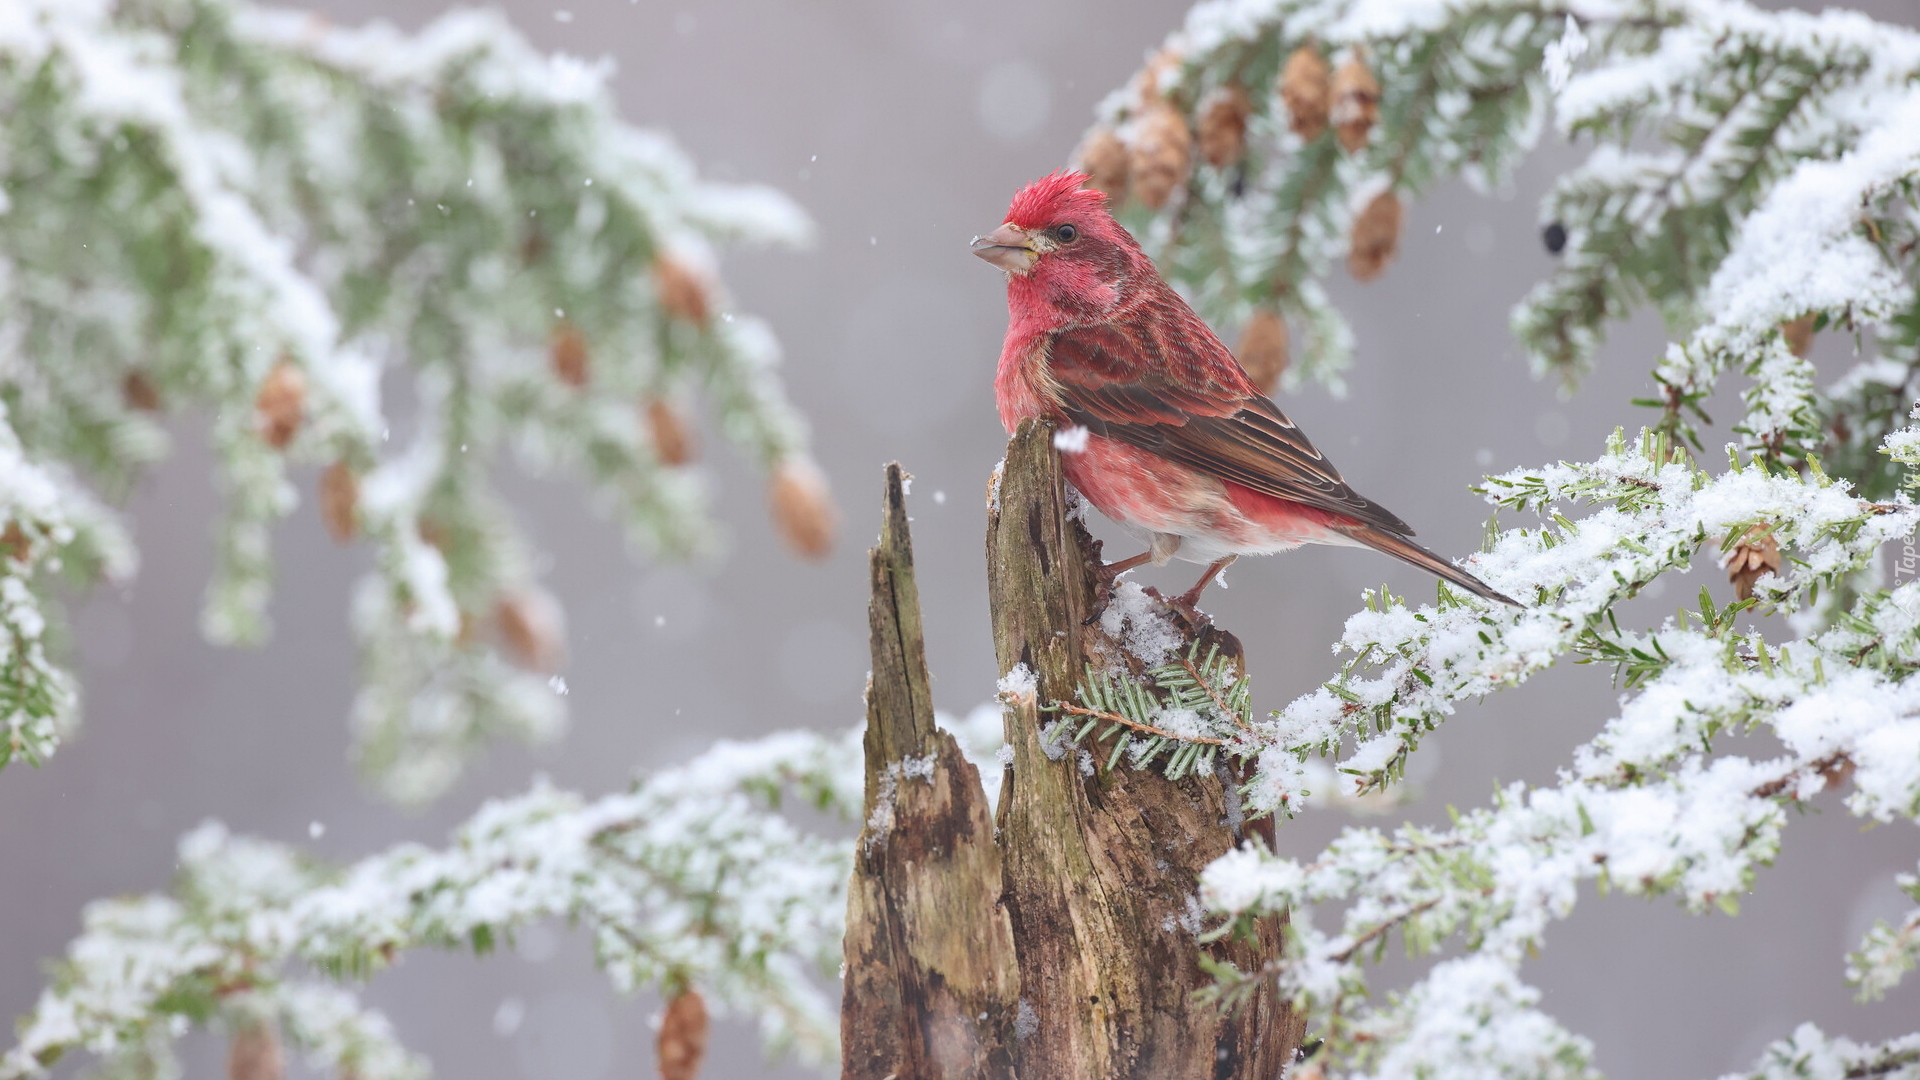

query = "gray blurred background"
5;0;1919;1077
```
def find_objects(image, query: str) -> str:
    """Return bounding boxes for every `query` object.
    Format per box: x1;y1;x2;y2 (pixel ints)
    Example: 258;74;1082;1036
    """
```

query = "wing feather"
1044;311;1415;537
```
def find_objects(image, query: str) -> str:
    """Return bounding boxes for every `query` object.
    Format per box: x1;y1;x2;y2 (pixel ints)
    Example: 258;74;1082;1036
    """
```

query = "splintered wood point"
841;463;1018;1080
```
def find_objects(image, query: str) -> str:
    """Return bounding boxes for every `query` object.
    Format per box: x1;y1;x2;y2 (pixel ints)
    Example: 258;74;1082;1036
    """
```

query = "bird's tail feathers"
1344;526;1520;607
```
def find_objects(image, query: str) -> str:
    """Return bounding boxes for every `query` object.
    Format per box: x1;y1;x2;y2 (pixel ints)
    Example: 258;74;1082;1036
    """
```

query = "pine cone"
1072;126;1130;204
1817;754;1856;790
1196;82;1253;170
495;587;565;672
654;255;712;329
1347;191;1403;282
228;1023;285;1080
2;521;29;563
1723;526;1781;601
550;321;590;387
1128;102;1193;211
657;989;709;1080
122;369;162;412
318;461;359;544
1782;315;1815;358
1279;46;1331;141
769;458;836;560
644;396;697;467
255;359;306;450
1235;310;1290;394
1330;53;1380;153
1137;45;1184;105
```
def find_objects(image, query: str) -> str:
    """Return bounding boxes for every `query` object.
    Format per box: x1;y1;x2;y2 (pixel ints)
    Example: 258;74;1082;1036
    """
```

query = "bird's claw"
1148;585;1214;632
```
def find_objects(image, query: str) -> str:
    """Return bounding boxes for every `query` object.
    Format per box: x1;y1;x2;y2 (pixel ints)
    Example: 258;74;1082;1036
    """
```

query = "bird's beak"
971;223;1037;274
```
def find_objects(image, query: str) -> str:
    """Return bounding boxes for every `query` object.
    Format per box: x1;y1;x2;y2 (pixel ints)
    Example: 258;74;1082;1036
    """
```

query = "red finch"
974;171;1517;609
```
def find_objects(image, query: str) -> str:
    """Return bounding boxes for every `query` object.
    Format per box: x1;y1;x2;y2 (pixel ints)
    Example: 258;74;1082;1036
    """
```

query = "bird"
972;170;1518;610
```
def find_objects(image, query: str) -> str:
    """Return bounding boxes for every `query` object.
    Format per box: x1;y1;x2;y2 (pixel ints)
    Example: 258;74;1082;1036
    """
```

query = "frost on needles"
0;0;825;801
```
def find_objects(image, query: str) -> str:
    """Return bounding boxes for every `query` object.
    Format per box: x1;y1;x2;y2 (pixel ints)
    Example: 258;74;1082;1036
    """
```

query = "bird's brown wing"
1043;310;1416;537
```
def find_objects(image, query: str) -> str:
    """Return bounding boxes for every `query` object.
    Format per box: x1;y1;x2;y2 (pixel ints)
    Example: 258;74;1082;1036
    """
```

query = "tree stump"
844;423;1302;1079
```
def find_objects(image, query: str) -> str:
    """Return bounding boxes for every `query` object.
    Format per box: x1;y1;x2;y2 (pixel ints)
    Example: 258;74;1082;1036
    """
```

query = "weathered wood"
842;463;1019;1080
987;419;1302;1079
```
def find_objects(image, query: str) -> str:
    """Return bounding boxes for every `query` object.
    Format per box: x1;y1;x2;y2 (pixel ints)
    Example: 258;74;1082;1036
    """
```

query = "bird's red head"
1003;171;1108;232
973;171;1142;321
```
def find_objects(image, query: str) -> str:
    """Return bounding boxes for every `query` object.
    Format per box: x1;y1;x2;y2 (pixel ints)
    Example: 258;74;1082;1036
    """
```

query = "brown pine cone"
1279;46;1331;141
1330;53;1381;153
1235;310;1290;394
657;989;709;1080
2;521;29;563
1723;526;1781;601
1197;82;1253;170
769;458;836;560
228;1023;285;1080
495;587;566;672
654;255;712;328
1347;191;1403;282
318;461;359;543
644;397;697;467
1073;126;1131;204
1137;46;1184;105
1128;103;1193;211
550;321;590;387
255;359;306;449
122;369;163;412
1782;315;1815;358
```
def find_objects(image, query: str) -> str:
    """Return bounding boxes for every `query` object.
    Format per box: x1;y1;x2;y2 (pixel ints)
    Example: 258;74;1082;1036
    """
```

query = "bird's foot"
1093;549;1153;585
1167;555;1236;624
1159;586;1214;631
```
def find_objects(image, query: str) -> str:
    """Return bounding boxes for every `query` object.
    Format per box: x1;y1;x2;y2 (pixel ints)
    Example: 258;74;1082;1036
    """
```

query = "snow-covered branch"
1065;1;1920;1075
0;727;863;1080
0;0;832;800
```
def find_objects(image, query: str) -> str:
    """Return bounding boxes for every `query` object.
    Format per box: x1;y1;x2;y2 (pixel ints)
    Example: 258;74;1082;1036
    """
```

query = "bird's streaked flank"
974;171;1517;608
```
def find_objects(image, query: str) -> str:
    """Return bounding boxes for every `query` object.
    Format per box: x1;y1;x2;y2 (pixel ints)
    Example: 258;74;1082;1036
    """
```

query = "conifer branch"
1085;1;1920;1075
0;0;826;800
0;728;863;1080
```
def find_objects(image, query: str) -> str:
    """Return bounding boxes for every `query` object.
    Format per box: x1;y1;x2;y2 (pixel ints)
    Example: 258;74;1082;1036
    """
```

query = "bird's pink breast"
1061;434;1355;558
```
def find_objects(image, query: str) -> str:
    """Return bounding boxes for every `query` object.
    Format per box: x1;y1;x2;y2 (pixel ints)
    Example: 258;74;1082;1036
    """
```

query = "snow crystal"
1098;581;1184;668
1541;15;1588;93
1053;425;1091;454
1154;707;1206;740
900;752;936;784
1037;719;1072;762
996;663;1038;703
491;997;524;1037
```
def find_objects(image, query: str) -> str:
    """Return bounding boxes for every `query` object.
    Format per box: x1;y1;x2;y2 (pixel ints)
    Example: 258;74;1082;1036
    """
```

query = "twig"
1181;658;1253;734
1056;702;1226;746
1329;896;1444;963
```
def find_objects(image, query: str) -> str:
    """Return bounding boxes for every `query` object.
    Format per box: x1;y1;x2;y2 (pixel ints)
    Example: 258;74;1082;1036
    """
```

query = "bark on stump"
843;424;1302;1079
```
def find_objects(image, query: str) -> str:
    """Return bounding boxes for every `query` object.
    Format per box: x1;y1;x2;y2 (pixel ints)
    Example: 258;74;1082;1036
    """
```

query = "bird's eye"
1056;224;1078;243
